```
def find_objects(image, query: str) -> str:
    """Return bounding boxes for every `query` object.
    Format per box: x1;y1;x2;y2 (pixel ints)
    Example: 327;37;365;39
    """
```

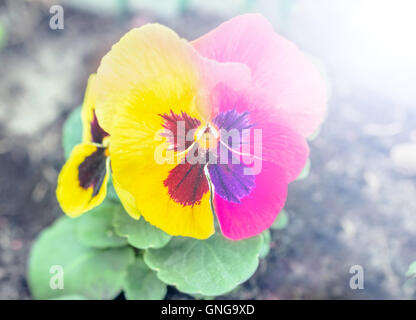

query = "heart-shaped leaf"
144;233;263;296
75;201;128;248
123;256;167;300
28;218;134;300
271;209;289;230
62;106;83;159
113;210;171;249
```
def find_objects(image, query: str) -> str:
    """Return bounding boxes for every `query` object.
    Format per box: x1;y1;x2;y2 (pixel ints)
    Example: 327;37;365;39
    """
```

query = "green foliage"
107;180;120;202
62;106;83;159
178;0;190;13
144;233;263;296
406;261;416;278
259;230;271;259
0;23;6;49
296;158;311;181
113;209;171;249
28;218;134;300
271;209;289;230
75;201;128;248
51;294;87;300
123;256;167;300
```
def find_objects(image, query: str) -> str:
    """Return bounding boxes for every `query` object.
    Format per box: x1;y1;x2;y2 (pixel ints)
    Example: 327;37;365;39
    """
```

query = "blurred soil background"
1;0;416;299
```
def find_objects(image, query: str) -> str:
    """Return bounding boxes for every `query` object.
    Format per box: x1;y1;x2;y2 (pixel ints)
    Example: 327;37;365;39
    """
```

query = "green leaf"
113;209;171;249
28;218;134;300
296;158;311;181
123;256;167;300
0;23;6;49
406;261;416;277
191;293;215;300
144;233;263;296
62;106;83;159
259;230;271;259
271;210;289;230
75;201;128;248
107;180;120;203
50;294;87;300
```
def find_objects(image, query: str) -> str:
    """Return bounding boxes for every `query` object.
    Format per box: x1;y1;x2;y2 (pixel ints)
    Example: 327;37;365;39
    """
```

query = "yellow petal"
81;74;97;143
56;143;109;217
112;174;141;220
81;73;109;145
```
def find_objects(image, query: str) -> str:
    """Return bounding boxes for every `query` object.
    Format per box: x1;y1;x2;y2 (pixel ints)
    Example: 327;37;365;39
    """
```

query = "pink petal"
193;14;327;137
211;83;309;183
214;160;287;240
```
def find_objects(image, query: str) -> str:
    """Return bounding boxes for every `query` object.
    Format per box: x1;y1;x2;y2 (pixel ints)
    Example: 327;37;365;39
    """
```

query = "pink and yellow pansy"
62;14;326;240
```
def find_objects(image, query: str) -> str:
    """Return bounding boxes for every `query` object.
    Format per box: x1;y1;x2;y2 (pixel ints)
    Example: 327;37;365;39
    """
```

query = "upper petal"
192;14;327;137
95;23;250;132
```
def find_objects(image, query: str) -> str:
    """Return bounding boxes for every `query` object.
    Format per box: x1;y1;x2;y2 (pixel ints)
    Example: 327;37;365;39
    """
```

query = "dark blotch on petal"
208;151;255;203
164;160;209;207
160;110;200;152
213;109;253;132
78;147;107;197
209;109;256;203
91;112;109;144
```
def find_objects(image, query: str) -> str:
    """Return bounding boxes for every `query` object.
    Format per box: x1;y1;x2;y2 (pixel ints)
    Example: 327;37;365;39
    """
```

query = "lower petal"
116;161;214;239
56;143;109;217
213;161;287;240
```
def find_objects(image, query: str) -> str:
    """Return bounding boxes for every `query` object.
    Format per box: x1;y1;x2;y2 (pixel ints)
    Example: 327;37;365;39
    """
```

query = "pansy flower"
56;74;140;218
94;14;326;240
